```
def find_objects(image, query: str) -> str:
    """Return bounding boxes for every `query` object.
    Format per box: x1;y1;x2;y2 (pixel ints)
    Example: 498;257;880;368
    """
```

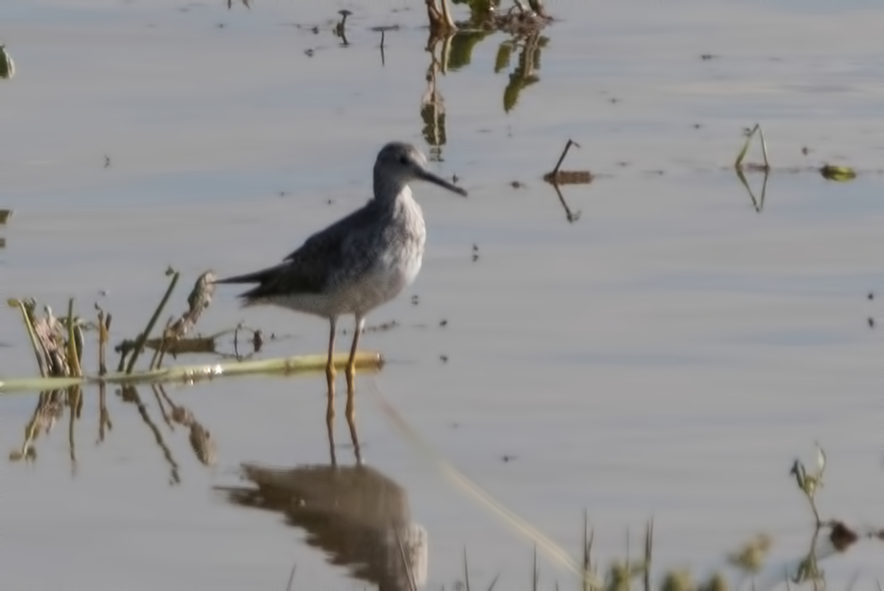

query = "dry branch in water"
114;271;257;365
118;268;181;373
543;139;593;185
734;124;770;172
450;0;552;36
426;0;457;34
544;170;593;185
7;298;84;379
150;271;216;368
169;271;216;340
3;267;383;394
735;125;860;182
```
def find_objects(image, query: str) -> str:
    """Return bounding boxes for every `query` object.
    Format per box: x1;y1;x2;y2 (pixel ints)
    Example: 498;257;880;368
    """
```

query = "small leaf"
815;442;826;476
0;44;14;80
819;164;856;182
494;42;513;73
789;459;806;491
803;475;817;496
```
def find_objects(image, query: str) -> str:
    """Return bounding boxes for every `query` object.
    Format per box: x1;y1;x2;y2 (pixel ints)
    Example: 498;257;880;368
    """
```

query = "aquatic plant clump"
1;267;384;395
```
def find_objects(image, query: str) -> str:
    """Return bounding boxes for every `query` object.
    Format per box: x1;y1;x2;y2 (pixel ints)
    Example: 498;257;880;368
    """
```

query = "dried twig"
96;305;111;376
125;268;180;374
66;299;83;377
96;305;113;443
168;271;216;340
8;299;48;377
543;139;592;185
734;124;770;172
790;442;827;526
552;139;578;176
426;0;457;34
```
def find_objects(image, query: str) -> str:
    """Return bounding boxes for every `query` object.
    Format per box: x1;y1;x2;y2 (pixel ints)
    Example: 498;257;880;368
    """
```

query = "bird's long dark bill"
418;169;468;197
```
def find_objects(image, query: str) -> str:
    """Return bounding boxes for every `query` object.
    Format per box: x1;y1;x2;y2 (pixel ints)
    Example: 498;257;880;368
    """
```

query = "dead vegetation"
733;124;866;213
4;270;232;469
540;139;591;223
2;267;383;395
427;0;552;36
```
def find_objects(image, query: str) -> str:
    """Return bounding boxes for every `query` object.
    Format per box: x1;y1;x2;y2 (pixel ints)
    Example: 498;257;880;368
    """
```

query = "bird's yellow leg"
325;318;337;429
345;316;365;424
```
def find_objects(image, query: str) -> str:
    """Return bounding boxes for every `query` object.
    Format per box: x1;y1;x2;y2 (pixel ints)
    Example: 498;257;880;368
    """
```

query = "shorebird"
216;141;467;423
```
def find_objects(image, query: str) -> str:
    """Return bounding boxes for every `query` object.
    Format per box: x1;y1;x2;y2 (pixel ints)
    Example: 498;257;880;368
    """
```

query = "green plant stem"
0;351;384;395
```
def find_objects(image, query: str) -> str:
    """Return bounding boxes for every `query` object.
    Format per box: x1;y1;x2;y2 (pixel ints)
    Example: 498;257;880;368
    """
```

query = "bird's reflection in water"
218;421;427;591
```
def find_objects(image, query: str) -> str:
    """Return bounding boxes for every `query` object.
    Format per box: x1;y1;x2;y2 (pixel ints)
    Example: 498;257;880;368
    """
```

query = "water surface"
2;1;884;589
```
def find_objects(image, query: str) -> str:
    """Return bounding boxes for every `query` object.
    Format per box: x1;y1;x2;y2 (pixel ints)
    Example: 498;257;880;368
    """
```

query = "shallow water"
2;1;884;589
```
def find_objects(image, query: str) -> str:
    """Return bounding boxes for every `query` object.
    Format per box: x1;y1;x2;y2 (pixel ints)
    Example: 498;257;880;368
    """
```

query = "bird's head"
374;142;467;197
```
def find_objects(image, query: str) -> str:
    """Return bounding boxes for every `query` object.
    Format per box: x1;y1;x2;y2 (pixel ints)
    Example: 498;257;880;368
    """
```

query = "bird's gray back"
236;201;380;303
239;195;425;307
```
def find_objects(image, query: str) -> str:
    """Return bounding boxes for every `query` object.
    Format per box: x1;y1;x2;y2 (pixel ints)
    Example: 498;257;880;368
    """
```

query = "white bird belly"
271;255;422;319
342;255;422;315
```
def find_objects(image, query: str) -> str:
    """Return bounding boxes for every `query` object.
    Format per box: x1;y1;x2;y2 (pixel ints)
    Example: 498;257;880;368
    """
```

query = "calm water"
2;1;884;589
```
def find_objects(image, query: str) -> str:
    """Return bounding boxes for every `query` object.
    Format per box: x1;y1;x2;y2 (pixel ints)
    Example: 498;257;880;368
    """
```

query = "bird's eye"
399;156;409;165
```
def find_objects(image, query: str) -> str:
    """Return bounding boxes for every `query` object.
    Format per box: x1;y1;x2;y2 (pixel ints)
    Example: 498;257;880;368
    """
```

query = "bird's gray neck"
372;174;413;209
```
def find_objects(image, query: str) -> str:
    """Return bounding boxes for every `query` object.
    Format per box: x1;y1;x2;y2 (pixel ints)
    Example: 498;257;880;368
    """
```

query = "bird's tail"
213;269;270;285
213;268;278;307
